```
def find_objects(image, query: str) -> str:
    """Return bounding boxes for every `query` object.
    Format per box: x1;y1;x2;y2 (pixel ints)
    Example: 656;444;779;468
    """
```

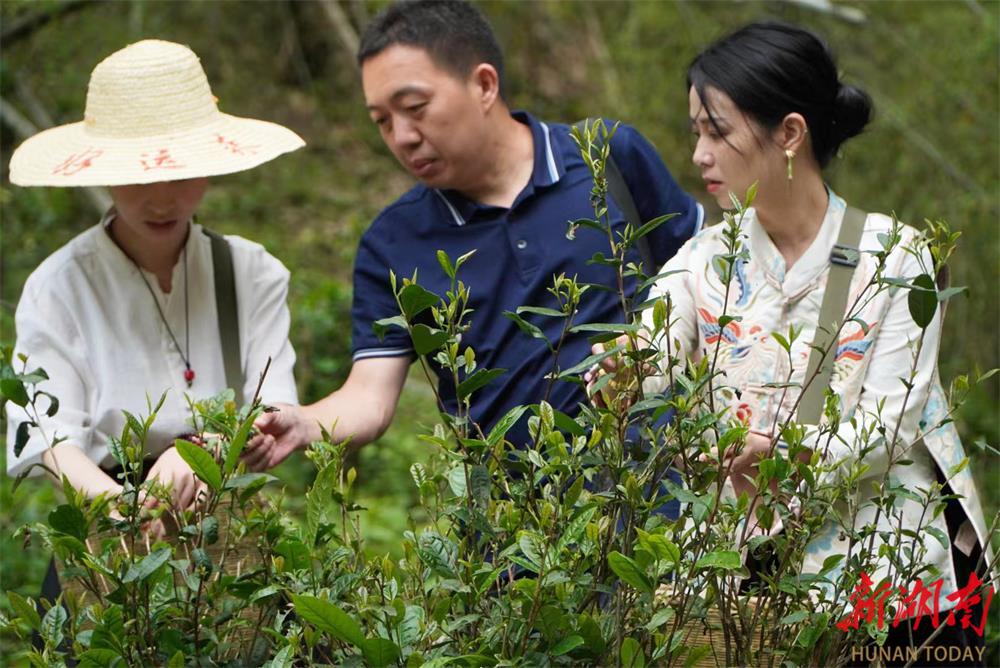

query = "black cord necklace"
132;247;195;388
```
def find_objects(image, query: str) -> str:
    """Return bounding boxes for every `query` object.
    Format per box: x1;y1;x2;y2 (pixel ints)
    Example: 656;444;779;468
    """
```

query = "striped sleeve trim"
352;347;415;362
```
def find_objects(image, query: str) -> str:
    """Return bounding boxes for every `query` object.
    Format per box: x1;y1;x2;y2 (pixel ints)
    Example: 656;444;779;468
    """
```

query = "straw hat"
8;40;305;187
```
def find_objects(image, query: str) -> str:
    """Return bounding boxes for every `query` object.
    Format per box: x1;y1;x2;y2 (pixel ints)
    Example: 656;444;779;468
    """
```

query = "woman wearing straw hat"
5;41;304;531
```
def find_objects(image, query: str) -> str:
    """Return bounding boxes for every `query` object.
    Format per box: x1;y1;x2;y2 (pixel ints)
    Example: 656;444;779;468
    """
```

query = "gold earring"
785;149;795;181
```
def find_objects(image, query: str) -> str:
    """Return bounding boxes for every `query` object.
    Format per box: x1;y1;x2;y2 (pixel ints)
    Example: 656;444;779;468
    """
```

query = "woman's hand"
725;431;773;498
142;446;206;538
584;334;653;409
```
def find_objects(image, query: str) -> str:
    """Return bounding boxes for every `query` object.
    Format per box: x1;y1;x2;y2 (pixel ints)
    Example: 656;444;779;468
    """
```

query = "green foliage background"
0;0;996;654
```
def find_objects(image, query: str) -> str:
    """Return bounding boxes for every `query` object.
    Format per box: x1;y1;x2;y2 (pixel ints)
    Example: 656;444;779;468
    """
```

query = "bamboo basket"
656;586;780;668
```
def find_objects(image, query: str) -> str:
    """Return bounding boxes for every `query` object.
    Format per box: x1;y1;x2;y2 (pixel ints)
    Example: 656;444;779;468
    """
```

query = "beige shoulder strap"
797;206;867;424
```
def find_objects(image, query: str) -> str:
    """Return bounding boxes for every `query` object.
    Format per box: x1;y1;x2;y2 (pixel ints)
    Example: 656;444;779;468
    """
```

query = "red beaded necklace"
132;246;195;388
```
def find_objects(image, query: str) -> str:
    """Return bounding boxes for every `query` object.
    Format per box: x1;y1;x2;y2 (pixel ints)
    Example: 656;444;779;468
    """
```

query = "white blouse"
643;192;991;601
6;212;298;477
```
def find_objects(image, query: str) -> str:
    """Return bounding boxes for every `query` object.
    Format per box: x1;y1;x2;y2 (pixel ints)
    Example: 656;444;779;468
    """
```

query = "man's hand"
242;403;312;471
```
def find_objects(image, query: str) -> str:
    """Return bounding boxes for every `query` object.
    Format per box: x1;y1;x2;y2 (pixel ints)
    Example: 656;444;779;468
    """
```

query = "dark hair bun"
831;83;873;147
688;21;875;168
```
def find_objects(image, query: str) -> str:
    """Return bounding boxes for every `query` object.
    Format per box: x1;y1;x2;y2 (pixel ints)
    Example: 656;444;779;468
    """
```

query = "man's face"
362;44;490;190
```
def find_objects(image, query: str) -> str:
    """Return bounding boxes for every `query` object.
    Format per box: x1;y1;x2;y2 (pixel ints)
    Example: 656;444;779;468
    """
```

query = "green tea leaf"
123;548;171;583
577;613;605;654
556;506;597;555
695;550;742;571
569;322;641;334
519;531;547;570
78;649;124;668
557;343;625;378
361;637;401;667
43;392;60;417
621;637;645;667
487;405;530;447
398;284;439;319
0;378;29;407
7;591;41;631
635;529;680;567
503;311;549;342
372;315;408;341
398;605;424;647
908;273;938;329
40;601;67;647
457;368;506;400
225;412;257;475
223;472;278;491
13;421;30;457
607;551;653;594
49;504;87;542
410;324;449;356
551;635;585;656
516;306;566;318
291;594;365;647
76;649;124;668
174;439;222;491
437;250;455;279
925;526;950;550
780;610;809;625
306;462;337;547
645;607;675;632
275;539;311;571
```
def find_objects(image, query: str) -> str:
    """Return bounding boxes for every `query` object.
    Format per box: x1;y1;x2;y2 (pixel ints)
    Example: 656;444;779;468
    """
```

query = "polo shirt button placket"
516;239;528;250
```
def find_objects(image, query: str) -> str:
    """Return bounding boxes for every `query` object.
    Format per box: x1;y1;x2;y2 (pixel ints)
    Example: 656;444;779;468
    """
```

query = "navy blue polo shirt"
352;111;703;447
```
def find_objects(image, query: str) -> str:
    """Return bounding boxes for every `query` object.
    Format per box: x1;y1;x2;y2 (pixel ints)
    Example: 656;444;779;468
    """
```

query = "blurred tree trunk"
2;0;97;45
318;0;359;67
0;79;111;215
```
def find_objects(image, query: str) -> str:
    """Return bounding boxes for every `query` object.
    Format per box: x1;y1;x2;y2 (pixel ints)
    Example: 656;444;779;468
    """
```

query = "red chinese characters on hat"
52;148;104;176
214;134;259;156
140;148;184;171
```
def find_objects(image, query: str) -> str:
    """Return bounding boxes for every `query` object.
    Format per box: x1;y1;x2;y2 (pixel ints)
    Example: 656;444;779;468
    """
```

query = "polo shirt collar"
518;109;565;189
435;110;565;226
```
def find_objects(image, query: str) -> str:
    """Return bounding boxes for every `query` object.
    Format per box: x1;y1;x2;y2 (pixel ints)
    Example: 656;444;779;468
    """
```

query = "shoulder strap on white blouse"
797;206;867;423
202;228;244;405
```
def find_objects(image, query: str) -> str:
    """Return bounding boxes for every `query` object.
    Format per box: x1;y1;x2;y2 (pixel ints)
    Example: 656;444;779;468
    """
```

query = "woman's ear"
469;63;500;111
777;112;809;154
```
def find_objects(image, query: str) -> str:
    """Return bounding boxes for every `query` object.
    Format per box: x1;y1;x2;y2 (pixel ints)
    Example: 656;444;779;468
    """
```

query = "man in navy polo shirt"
246;0;702;469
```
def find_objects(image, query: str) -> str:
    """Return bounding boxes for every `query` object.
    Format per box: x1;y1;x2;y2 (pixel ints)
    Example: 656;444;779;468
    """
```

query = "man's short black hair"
357;0;505;92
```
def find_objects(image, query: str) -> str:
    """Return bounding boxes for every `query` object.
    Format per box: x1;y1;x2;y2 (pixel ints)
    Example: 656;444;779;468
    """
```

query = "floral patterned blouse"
643;191;990;606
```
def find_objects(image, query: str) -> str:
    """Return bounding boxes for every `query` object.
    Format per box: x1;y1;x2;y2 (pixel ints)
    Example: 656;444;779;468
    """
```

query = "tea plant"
2;120;995;667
